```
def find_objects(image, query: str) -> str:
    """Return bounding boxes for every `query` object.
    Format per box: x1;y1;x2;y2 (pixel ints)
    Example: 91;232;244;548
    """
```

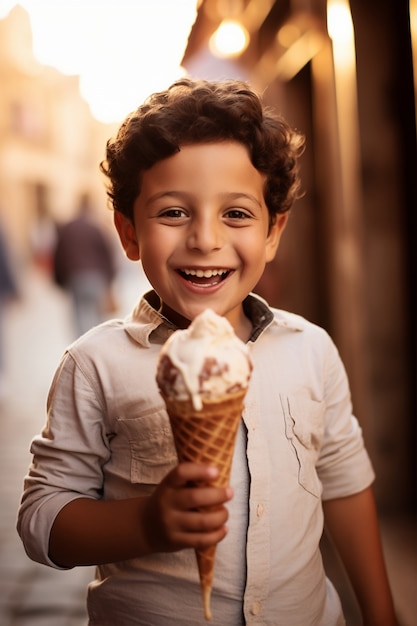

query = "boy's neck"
235;313;254;343
158;302;190;330
157;299;253;343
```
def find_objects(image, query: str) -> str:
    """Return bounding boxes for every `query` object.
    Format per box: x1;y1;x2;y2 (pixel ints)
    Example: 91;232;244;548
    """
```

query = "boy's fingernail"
225;487;234;499
206;466;219;478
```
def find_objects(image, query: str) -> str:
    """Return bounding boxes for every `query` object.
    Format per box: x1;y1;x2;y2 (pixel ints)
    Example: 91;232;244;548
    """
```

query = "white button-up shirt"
17;291;374;625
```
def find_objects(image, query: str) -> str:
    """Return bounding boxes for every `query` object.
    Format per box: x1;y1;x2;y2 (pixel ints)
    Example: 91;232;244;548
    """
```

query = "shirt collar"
124;290;302;347
243;292;304;339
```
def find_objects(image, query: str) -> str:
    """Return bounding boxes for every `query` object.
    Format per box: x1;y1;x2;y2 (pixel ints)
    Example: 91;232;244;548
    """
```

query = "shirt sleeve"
17;351;111;568
316;336;375;500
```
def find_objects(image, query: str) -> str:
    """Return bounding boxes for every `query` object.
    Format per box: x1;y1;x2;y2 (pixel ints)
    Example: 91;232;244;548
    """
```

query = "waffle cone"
161;389;246;621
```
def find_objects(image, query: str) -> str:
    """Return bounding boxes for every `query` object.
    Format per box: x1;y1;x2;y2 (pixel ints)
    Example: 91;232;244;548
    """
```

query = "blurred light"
209;19;249;58
327;0;354;45
411;0;417;34
0;0;16;19
327;0;355;70
275;30;325;81
1;0;198;123
410;0;417;125
277;23;301;49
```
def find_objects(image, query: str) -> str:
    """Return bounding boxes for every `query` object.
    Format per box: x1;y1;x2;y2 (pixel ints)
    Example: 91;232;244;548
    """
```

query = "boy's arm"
322;487;398;626
49;463;232;568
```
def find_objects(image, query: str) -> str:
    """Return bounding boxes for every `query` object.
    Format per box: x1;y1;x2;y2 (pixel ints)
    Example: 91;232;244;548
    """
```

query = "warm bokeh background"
0;1;415;624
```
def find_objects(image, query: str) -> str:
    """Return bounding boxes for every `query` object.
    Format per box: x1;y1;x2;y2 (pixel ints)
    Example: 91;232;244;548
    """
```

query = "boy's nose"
187;216;222;253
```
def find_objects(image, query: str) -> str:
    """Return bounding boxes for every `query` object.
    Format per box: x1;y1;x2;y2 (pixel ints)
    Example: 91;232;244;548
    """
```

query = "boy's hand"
141;462;233;554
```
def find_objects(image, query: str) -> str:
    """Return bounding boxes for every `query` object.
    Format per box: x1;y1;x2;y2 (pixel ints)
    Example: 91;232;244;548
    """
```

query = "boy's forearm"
323;487;398;625
49;496;153;567
48;462;231;568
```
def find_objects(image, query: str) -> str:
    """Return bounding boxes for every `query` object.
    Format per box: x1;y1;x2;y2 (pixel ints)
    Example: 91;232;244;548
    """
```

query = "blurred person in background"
53;194;118;337
0;220;19;400
30;195;58;277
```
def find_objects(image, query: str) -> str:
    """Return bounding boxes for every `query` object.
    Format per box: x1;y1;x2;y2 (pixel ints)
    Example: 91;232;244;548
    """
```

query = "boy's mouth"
178;268;231;286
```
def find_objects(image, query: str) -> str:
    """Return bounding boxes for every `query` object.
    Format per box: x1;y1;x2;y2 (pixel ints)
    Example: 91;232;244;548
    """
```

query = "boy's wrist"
134;496;159;556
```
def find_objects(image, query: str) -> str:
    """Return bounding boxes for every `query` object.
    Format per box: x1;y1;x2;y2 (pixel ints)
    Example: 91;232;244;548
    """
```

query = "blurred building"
0;0;415;515
0;5;118;267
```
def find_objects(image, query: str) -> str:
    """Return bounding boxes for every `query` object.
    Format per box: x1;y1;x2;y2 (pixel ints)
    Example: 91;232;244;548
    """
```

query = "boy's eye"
159;208;187;219
224;208;251;220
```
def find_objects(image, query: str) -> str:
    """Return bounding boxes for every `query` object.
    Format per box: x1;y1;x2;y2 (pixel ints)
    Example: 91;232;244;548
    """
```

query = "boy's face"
115;141;287;340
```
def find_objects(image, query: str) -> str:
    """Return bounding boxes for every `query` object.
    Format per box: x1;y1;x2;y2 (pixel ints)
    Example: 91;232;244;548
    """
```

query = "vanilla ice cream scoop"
156;309;252;410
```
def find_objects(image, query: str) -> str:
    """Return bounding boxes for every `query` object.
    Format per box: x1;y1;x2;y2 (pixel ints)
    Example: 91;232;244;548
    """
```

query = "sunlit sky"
0;0;199;123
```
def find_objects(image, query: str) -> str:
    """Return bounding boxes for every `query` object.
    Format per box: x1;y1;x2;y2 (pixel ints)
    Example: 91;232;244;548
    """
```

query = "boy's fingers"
174;525;229;550
180;484;234;510
165;462;220;488
161;463;234;512
169;506;230;549
182;505;229;532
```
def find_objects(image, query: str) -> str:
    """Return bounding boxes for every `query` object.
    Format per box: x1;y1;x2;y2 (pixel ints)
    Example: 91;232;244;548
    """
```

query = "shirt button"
251;601;261;615
256;503;264;517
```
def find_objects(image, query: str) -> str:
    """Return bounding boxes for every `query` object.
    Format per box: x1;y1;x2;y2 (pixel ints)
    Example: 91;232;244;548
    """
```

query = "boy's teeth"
183;269;226;278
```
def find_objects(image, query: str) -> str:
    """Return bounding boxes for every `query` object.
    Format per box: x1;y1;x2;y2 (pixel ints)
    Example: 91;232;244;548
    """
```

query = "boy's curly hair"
100;78;305;223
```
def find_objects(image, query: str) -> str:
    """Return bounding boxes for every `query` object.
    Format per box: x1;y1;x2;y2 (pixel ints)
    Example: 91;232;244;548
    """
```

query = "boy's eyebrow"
222;192;264;208
145;190;264;208
145;191;188;206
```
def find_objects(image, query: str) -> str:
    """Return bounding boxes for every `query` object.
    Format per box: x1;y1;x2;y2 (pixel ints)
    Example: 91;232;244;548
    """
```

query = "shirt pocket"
118;407;178;485
280;394;325;498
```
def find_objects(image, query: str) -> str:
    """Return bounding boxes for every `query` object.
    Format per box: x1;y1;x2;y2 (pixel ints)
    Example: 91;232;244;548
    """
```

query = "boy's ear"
113;211;140;261
265;212;289;263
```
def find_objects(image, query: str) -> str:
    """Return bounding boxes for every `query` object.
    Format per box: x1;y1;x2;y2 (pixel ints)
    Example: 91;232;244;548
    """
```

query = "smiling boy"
115;141;287;340
17;78;396;625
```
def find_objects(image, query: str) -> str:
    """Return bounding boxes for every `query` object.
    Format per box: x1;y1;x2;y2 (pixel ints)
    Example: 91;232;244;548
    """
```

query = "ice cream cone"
155;309;252;620
162;389;246;621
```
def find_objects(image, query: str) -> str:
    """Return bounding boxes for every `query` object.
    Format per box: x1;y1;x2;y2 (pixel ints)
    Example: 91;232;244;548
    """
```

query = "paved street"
0;267;93;626
0;266;415;626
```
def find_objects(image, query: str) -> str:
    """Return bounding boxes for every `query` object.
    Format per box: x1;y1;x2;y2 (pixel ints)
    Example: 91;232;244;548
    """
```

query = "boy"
17;78;397;625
